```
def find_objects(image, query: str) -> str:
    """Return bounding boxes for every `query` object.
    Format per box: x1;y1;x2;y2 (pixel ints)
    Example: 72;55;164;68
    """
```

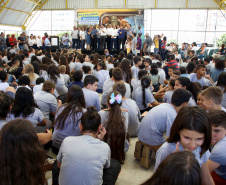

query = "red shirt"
42;36;46;46
9;37;17;46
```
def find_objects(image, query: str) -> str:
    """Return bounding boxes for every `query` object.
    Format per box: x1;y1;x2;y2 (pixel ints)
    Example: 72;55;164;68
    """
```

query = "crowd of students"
0;41;225;185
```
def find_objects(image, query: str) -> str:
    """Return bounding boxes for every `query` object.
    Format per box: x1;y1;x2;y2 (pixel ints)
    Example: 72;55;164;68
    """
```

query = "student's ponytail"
141;76;151;108
104;91;126;164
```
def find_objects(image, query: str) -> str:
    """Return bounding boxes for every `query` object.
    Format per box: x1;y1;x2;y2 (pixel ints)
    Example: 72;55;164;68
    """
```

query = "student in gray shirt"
57;106;121;185
207;110;226;183
163;79;175;103
155;106;213;185
83;75;101;111
52;85;86;152
113;82;140;137
137;89;191;151
133;76;159;113
34;81;60;120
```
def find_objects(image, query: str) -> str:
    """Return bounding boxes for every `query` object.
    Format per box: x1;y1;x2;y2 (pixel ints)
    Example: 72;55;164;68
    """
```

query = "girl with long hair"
52;85;86;153
174;77;201;105
142;151;201;185
47;64;68;96
119;59;132;84
0;119;47;185
23;64;39;85
133;76;159;113
7;87;49;132
99;91;128;164
155;106;214;185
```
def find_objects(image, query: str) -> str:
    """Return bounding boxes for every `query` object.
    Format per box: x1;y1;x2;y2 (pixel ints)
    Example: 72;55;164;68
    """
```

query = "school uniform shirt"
106;63;114;71
155;142;210;171
222;92;226;109
101;79;115;106
209;136;226;179
0;82;9;92
82;88;101;112
7;108;44;127
158;68;166;85
189;73;206;87
61;74;70;87
210;68;226;83
83;62;94;70
133;87;155;110
23;73;39;86
69;81;83;89
52;106;86;149
163;90;174;103
131;65;139;79
0;120;8;130
138;103;177;146
57;135;110;185
47;74;68;96
29;53;35;58
69;62;76;73
98;110;129;152
34;91;58;120
96;70;109;90
74;62;83;71
121;99;141;137
33;83;43;94
179;62;188;68
131;78;154;97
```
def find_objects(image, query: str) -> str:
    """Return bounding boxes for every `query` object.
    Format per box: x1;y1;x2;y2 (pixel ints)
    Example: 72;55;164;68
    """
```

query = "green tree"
217;33;226;46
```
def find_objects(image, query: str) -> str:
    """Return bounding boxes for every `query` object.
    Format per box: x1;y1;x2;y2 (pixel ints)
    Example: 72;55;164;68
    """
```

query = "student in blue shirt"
118;25;125;50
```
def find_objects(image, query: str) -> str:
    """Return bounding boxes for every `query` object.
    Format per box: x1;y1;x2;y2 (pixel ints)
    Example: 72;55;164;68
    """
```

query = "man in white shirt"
71;26;79;49
37;36;42;49
191;42;198;52
111;25;118;51
132;33;137;55
106;25;113;51
62;33;70;49
79;28;86;50
100;25;106;51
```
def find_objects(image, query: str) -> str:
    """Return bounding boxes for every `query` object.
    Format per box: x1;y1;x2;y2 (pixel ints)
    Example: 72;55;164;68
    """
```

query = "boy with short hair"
0;70;9;91
143;59;151;73
207;110;226;184
131;56;142;79
69;70;83;89
59;65;70;87
201;86;226;112
171;70;181;80
83;75;101;111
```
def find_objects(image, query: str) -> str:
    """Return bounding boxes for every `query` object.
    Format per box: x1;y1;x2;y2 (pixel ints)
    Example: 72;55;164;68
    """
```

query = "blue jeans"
0;46;6;51
19;45;23;50
111;38;117;50
154;48;159;54
72;38;79;49
80;40;85;50
97;38;100;50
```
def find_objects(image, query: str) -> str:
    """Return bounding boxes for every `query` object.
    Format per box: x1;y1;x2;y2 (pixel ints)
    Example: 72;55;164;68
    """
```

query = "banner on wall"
78;12;99;25
77;9;144;34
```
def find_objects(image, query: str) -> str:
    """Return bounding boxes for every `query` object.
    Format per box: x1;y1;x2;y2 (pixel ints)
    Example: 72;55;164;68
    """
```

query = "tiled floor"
46;137;154;185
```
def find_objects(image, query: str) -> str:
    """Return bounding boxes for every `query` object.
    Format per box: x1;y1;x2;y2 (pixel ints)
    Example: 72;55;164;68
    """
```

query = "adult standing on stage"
18;33;25;50
86;27;91;50
0;32;6;51
136;33;142;55
99;25;106;51
106;24;113;51
118;25;125;50
142;33;153;53
45;35;51;51
111;25;118;51
77;27;81;49
62;33;70;49
79;27;86;50
42;32;47;49
71;26;79;49
131;33;137;55
90;25;97;51
126;24;133;37
96;25;101;50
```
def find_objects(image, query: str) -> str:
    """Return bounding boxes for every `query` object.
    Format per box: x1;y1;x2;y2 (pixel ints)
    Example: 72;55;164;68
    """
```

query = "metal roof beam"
3;7;29;14
0;0;10;14
26;0;41;5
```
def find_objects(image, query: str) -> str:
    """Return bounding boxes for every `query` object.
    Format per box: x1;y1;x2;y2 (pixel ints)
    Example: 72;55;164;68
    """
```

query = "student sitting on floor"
163;79;175;103
68;70;83;89
59;65;70;87
141;151;201;185
133;76;160;114
82;75;101;111
207;110;226;185
113;82;140;137
155;106;214;185
56;106;121;185
131;56;142;79
135;89;191;168
99;91;129;164
201;86;226;112
216;72;226;109
95;62;109;93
